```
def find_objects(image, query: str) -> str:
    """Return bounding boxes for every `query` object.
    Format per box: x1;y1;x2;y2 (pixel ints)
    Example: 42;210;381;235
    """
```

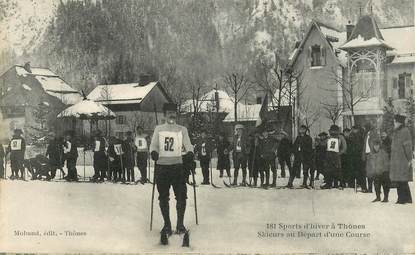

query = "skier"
287;125;312;189
260;130;278;187
45;132;65;180
92;130;108;182
63;131;78;182
369;130;391;202
321;125;347;189
149;102;194;243
0;141;5;179
216;132;231;178
248;131;263;187
342;128;352;187
124;131;137;183
349;125;367;192
231;124;250;186
108;136;124;182
315;132;328;181
195;130;212;185
362;122;377;193
8;129;26;180
277;130;292;178
135;126;150;183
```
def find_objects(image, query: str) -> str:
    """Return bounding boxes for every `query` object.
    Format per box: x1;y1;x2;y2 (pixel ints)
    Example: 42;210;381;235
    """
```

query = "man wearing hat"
315;132;328;182
288;125;313;188
277;130;292;179
123;131;137;183
63;131;78;182
321;125;347;189
8;129;26;180
135;126;150;183
91;129;108;182
149;102;194;242
195;129;213;185
390;114;413;204
232;123;250;186
45;132;64;180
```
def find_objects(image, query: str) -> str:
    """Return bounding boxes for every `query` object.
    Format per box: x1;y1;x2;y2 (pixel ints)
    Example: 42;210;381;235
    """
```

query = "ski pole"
83;149;86;181
191;167;199;225
150;162;157;231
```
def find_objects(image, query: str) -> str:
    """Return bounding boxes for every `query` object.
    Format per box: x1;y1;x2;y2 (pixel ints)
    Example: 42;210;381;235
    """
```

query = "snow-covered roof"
340;35;393;50
389;54;415;65
87;82;158;105
35;76;77;92
223;104;262;122
15;66;58;77
57;99;116;120
47;91;83;105
381;26;415;55
182;89;240;113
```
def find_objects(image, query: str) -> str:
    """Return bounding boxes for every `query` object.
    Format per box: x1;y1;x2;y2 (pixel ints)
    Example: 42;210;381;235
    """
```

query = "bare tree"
326;67;375;125
322;102;343;125
223;71;250;122
99;83;112;136
298;99;321;130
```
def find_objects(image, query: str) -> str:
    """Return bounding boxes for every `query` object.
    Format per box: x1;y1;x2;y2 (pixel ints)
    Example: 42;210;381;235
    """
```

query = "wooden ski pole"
150;162;157;231
191;167;199;225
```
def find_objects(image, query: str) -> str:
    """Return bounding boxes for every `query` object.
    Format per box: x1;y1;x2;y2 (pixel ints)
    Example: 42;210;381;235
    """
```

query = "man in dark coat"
315;132;328;181
232;124;250;186
123;131;137;183
108;136;124;182
248;131;263;187
349;125;367;191
277;131;292;178
63;131;78;182
216;132;231;178
362;122;378;193
342;128;352;187
260;130;278;187
92;130;108;182
287;125;313;189
390;114;413;204
45;132;64;180
321;125;347;189
195;130;213;185
8;129;26;180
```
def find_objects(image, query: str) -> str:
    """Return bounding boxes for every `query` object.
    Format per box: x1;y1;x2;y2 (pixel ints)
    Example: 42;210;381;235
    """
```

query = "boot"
382;189;389;203
241;169;247;186
260;175;264;186
301;176;309;189
253;177;258;187
271;175;276;187
264;171;270;187
160;202;172;236
176;201;187;234
232;170;238;186
372;192;381;202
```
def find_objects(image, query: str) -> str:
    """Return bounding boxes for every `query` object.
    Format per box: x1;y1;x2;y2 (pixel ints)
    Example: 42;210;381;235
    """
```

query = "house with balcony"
288;15;414;136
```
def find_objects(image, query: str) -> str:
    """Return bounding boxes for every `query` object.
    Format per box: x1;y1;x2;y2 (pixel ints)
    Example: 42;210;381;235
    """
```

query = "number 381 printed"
164;137;175;151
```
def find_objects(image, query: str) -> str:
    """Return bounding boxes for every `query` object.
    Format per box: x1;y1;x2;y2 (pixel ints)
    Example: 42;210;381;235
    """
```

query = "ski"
187;182;199;187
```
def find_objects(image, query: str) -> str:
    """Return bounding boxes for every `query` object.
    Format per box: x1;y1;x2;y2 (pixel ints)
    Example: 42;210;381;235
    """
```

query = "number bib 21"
159;131;182;157
11;139;22;151
327;138;340;153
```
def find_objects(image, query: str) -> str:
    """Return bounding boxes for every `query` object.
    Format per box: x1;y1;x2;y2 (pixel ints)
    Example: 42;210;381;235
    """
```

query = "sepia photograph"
0;0;414;253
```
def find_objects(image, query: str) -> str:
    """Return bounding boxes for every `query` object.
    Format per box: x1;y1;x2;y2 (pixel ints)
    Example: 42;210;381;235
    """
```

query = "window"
256;96;262;104
309;45;326;67
116;115;126;125
393;73;413;99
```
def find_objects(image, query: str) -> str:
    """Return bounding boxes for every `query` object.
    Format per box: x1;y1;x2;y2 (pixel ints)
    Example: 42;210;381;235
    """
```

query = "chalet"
0;63;82;140
87;77;172;139
288;15;415;137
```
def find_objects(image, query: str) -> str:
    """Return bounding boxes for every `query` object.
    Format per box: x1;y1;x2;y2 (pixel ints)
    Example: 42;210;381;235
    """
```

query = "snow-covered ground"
0;164;414;253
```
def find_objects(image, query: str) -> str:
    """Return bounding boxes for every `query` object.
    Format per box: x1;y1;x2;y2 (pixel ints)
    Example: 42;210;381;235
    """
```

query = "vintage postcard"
0;0;414;253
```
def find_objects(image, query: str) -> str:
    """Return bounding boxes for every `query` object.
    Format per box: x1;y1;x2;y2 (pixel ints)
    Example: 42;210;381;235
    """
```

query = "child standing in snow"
8;129;26;180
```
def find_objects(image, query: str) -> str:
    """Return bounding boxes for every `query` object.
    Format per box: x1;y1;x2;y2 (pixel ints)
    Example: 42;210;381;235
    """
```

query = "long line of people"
1;114;412;204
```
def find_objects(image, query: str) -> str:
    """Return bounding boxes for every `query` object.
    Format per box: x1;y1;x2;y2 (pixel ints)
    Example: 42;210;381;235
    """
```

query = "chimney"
346;20;355;40
138;73;154;86
23;62;32;73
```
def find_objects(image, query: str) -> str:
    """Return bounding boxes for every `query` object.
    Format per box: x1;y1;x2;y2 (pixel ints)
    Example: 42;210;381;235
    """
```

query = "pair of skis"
160;230;190;247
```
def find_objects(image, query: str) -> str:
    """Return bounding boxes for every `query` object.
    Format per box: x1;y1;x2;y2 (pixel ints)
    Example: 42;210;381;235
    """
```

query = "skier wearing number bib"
195;130;212;185
321;125;347;189
135;126;150;183
8;129;26;180
232;124;250;186
150;103;194;238
92;130;108;182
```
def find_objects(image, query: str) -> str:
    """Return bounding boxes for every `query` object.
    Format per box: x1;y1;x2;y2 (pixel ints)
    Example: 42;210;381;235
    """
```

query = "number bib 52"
159;131;183;157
